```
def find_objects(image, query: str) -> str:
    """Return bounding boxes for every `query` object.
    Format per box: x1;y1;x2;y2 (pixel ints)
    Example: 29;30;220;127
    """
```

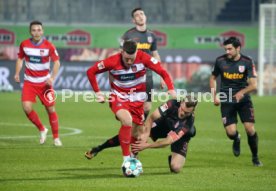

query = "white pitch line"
0;122;82;139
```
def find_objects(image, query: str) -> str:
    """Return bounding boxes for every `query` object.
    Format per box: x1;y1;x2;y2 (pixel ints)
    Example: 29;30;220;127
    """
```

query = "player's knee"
170;162;183;173
22;104;32;114
120;116;132;126
143;102;151;112
46;106;55;113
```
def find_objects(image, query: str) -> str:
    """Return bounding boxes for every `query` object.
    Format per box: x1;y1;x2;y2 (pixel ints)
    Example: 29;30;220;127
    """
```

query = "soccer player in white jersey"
14;21;62;146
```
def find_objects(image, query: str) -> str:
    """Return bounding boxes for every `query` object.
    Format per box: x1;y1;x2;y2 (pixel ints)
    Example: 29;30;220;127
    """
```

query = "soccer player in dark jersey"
132;96;197;173
209;37;262;166
85;96;197;173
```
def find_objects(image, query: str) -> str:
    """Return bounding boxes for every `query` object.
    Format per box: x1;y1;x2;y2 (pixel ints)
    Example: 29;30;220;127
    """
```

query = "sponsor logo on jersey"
223;72;244;79
137;42;151;50
29;56;42;63
118;74;136;81
40;49;45;56
131;65;137;72
150;57;158;64
97;61;105;70
239;66;245;73
147;36;153;43
160;103;168;112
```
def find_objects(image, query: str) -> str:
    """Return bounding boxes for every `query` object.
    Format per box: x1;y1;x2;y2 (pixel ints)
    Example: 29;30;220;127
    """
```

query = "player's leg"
169;140;188;173
45;105;62;146
221;103;240;156
143;101;151;120
116;108;133;160
144;70;153;119
22;83;47;144
85;134;120;159
238;101;262;166
39;85;62;146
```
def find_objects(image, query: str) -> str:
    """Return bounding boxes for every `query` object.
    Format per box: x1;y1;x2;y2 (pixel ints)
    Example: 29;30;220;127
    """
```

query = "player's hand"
131;140;149;152
95;91;105;103
160;79;166;89
214;97;220;106
46;77;54;86
167;89;177;99
14;74;20;83
233;92;244;103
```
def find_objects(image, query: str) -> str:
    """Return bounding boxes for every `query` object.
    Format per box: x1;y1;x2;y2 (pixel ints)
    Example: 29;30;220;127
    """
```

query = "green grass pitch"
0;92;275;191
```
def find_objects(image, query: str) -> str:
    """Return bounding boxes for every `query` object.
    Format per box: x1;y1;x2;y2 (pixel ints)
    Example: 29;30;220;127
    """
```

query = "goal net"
258;3;276;96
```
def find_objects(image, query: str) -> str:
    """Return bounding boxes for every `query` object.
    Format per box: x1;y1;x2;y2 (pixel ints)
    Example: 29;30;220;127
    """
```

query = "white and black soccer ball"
122;158;143;177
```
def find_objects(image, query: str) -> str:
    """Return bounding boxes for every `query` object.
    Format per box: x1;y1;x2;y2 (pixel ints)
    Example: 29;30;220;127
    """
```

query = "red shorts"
109;95;144;125
22;82;56;107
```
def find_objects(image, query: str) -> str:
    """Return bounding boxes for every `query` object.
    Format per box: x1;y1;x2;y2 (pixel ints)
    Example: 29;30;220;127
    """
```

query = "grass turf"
0;92;275;191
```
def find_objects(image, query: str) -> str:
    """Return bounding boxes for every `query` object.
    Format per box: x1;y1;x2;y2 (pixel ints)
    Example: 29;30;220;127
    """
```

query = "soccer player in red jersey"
14;21;62;146
86;40;176;164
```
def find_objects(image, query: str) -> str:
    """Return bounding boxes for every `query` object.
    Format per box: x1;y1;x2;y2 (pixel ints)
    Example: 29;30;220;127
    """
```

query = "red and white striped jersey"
87;50;174;102
18;38;59;84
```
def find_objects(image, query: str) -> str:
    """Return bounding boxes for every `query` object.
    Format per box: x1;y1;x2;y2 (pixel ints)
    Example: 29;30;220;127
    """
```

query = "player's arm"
138;108;162;142
46;45;60;86
234;61;257;102
210;59;220;106
14;58;24;83
87;60;111;103
46;60;60;86
144;55;176;97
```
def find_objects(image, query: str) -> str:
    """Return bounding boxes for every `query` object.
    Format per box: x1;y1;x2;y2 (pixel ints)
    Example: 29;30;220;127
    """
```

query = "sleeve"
168;116;195;142
211;59;220;77
150;33;158;51
158;100;174;117
17;42;25;59
143;52;174;90
247;59;257;78
86;58;113;92
49;43;59;62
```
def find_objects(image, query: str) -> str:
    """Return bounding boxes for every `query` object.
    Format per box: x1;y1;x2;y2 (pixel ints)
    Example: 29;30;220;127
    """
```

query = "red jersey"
87;50;174;102
18;38;59;84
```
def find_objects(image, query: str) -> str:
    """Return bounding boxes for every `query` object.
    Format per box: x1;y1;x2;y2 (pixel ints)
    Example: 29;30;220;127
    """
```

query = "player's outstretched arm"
14;58;23;83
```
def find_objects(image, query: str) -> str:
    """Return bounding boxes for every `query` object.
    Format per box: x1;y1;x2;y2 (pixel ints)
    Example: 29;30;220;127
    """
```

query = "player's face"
224;44;240;60
132;10;147;26
178;102;194;119
30;24;44;42
122;51;137;69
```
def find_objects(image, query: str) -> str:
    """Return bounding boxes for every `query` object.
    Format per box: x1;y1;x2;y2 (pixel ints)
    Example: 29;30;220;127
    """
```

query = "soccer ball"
122;158;143;177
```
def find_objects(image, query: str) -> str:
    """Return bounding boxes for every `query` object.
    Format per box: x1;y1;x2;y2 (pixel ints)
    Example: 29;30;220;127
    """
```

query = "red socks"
27;110;44;131
48;112;59;139
118;125;132;156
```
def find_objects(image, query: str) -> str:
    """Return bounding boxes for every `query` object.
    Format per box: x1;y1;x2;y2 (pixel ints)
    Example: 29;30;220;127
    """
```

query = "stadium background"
0;1;276;191
1;0;273;93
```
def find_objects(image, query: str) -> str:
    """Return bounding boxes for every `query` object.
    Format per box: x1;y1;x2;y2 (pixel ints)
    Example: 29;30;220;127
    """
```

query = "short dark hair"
29;20;43;31
182;95;198;108
223;37;241;48
131;7;144;18
123;40;137;54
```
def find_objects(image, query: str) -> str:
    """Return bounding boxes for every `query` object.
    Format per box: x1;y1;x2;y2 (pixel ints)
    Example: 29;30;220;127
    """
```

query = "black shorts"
146;69;153;102
220;101;255;127
150;125;190;157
